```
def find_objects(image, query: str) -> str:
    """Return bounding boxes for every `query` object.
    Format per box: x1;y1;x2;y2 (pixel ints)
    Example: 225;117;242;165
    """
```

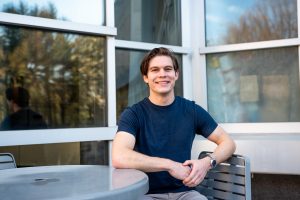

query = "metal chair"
196;151;251;200
0;153;17;169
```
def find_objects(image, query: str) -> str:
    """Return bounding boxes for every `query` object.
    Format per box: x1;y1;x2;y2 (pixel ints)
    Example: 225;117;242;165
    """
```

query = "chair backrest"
196;151;251;200
0;153;17;169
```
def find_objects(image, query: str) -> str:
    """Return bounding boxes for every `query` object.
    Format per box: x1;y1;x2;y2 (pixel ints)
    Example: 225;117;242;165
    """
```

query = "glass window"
115;0;181;45
0;25;107;130
205;0;297;46
116;49;183;117
207;47;300;123
0;141;109;166
0;0;105;26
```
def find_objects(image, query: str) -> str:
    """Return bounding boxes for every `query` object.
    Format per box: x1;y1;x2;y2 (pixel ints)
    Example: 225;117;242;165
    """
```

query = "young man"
0;87;47;130
112;47;236;200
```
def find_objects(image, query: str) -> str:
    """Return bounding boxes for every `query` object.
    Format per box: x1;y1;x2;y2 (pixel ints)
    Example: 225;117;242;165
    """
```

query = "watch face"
207;154;217;168
211;159;217;168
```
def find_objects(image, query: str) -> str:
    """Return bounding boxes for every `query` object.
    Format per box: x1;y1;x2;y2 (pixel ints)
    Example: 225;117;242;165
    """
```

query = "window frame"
197;0;300;135
0;12;116;36
2;0;298;145
0;0;117;147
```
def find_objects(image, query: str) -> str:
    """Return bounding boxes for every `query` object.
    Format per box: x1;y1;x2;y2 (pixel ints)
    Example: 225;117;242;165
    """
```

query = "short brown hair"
6;87;29;108
140;47;179;76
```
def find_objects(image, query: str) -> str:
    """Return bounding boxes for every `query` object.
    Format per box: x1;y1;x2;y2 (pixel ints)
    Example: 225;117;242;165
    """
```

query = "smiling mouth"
156;81;170;84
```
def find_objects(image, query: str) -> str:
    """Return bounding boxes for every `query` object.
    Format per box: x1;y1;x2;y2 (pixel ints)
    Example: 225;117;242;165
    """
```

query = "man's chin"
156;90;173;96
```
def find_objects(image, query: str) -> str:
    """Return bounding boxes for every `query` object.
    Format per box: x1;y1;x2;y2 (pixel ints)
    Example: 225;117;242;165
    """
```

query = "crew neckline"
145;96;177;109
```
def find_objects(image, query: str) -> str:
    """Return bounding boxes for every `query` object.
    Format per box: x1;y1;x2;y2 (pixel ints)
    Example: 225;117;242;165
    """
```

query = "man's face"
143;55;178;96
6;100;13;112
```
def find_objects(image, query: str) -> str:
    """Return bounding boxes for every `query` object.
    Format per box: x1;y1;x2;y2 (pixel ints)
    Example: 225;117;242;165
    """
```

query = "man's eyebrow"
149;65;173;68
149;66;159;69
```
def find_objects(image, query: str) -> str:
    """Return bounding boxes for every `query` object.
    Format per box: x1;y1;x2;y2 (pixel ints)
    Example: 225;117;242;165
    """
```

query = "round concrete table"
0;165;148;200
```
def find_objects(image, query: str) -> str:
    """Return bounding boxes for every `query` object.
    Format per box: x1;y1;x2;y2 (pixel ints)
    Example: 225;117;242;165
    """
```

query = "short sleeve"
117;107;139;137
194;104;218;138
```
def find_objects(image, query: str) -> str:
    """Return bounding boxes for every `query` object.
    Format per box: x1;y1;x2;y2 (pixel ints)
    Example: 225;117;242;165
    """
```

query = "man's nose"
158;69;166;76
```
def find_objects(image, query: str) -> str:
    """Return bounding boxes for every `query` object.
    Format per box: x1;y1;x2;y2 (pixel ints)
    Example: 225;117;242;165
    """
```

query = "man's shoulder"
175;96;197;108
13;108;42;118
175;96;211;118
0;116;11;130
176;96;207;109
117;99;148;135
120;98;147;117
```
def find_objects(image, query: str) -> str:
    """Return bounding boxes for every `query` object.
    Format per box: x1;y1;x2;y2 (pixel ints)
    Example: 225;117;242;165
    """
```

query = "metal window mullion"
105;0;116;166
0;12;116;36
181;0;190;48
298;0;300;38
115;40;191;54
192;0;208;108
0;127;117;147
105;0;116;128
298;0;300;109
181;0;192;100
221;122;300;134
200;38;300;54
105;0;115;27
106;37;116;127
106;36;116;167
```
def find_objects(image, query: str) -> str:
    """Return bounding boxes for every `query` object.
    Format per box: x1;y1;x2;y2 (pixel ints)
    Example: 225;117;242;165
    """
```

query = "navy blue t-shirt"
117;96;217;194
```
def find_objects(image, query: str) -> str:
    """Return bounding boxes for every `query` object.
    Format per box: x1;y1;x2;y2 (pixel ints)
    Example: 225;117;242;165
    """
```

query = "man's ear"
143;75;149;84
175;71;179;80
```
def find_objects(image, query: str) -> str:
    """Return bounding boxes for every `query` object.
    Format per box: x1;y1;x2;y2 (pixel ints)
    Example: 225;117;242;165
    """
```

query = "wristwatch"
207;154;217;168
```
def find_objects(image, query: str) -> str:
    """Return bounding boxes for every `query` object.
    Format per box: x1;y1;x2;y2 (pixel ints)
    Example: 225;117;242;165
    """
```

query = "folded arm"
112;131;191;180
183;125;236;187
207;125;236;164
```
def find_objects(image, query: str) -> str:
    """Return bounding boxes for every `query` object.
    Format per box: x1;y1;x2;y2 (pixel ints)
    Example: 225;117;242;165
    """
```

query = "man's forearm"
207;126;236;164
113;147;192;180
211;137;236;164
112;132;174;172
112;147;173;172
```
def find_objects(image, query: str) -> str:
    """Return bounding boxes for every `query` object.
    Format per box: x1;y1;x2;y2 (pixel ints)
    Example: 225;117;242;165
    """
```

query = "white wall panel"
192;135;300;175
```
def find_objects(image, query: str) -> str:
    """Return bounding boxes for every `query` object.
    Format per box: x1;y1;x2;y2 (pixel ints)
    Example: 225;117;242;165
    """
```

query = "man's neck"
12;103;22;113
148;93;175;106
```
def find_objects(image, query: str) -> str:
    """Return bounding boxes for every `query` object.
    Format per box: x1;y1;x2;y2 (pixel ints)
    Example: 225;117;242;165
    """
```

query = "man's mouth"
156;81;169;85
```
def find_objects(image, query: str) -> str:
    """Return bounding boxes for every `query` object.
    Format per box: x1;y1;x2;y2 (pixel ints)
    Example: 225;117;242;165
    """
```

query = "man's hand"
168;161;192;180
182;157;211;187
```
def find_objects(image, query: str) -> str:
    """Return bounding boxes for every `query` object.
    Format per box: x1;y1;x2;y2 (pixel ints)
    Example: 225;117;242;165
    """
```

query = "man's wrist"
206;154;217;169
203;156;212;170
163;158;174;171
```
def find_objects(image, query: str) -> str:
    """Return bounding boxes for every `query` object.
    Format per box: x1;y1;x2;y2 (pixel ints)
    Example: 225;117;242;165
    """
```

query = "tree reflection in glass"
0;0;105;26
205;0;297;46
0;3;106;129
207;48;300;123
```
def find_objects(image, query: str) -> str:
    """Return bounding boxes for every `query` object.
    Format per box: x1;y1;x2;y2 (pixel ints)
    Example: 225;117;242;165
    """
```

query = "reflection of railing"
0;153;16;169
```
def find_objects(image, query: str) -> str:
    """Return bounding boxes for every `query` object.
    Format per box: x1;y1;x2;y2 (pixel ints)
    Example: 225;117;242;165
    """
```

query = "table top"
0;165;148;200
